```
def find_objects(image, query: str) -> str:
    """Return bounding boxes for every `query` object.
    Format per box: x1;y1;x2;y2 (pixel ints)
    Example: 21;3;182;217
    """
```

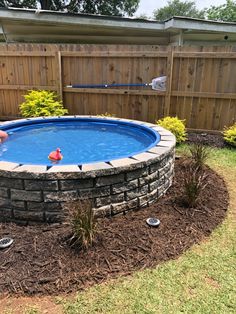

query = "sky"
136;0;227;17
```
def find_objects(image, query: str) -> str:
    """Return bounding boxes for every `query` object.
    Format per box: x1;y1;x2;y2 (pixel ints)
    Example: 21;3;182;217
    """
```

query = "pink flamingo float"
0;130;8;143
48;148;63;161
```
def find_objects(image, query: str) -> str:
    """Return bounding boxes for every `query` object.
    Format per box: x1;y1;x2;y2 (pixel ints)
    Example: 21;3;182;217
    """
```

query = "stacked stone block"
0;149;174;224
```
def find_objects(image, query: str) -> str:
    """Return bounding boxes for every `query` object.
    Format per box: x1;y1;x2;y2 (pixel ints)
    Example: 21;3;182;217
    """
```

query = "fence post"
164;49;174;117
55;51;63;101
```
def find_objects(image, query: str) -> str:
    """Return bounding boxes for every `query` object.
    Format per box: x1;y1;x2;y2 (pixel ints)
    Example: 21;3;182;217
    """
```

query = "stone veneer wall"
0;117;175;224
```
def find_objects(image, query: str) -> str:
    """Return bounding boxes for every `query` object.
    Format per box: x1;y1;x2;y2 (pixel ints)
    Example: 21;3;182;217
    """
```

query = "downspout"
178;29;183;46
1;24;8;43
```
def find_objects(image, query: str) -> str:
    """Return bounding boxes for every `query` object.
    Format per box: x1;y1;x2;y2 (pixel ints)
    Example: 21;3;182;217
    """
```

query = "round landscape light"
146;218;160;227
0;237;14;249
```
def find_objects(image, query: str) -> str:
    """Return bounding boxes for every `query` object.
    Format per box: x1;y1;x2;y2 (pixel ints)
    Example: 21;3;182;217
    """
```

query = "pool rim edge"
0;116;176;179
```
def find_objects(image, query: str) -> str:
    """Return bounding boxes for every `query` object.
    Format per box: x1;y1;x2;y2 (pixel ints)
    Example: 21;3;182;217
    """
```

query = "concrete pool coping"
0;116;176;179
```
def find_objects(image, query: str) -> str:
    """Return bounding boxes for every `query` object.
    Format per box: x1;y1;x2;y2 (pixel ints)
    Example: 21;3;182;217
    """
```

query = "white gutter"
0;8;165;31
165;17;236;34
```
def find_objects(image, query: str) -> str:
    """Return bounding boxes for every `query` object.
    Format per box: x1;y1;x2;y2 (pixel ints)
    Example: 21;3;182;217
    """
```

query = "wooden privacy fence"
0;44;236;131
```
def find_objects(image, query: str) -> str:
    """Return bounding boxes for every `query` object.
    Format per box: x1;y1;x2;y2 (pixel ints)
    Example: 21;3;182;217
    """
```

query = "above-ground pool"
0;118;160;165
0;116;176;224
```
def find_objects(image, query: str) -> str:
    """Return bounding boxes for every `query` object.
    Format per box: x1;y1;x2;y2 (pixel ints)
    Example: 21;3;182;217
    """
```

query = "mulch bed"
187;132;226;148
0;160;229;296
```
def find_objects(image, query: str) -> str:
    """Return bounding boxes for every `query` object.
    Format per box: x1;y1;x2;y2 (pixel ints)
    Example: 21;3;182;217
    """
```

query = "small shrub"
183;166;208;208
189;143;210;171
19;90;68;117
97;112;116;117
67;200;97;250
223;123;236;147
156;116;187;144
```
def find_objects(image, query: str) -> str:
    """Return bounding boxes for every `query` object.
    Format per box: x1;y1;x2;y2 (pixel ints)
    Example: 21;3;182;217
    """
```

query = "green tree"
0;0;36;8
153;0;205;21
0;0;140;16
80;0;139;16
206;0;236;22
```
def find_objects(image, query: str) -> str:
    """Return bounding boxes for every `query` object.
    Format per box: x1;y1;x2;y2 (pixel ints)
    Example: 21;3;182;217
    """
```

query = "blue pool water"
0;118;160;165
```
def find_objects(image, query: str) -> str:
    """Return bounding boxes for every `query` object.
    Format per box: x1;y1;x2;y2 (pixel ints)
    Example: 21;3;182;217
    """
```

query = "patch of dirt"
0;160;229;296
205;277;220;290
187;132;225;148
0;295;63;314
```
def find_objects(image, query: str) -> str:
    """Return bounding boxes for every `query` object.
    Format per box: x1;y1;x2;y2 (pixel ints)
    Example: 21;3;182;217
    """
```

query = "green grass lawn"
60;147;236;314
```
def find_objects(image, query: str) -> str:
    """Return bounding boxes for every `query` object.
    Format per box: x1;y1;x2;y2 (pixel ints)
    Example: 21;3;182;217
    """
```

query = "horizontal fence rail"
0;44;235;131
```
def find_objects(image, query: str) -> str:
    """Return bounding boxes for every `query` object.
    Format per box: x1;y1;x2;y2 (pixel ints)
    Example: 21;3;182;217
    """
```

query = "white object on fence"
150;76;166;91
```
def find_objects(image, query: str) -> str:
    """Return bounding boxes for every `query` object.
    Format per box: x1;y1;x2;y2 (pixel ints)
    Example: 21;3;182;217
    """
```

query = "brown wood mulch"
187;132;226;148
0;160;229;296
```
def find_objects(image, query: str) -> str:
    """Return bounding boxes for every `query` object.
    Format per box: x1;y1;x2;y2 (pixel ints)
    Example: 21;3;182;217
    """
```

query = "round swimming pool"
0;116;176;224
0;117;160;165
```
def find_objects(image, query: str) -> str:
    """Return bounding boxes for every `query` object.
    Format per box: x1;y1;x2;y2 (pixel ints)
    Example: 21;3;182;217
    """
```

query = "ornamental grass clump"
67;200;97;251
19;90;68;117
156;116;187;144
189;143;211;171
181;144;210;208
183;167;208;208
223;123;236;147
